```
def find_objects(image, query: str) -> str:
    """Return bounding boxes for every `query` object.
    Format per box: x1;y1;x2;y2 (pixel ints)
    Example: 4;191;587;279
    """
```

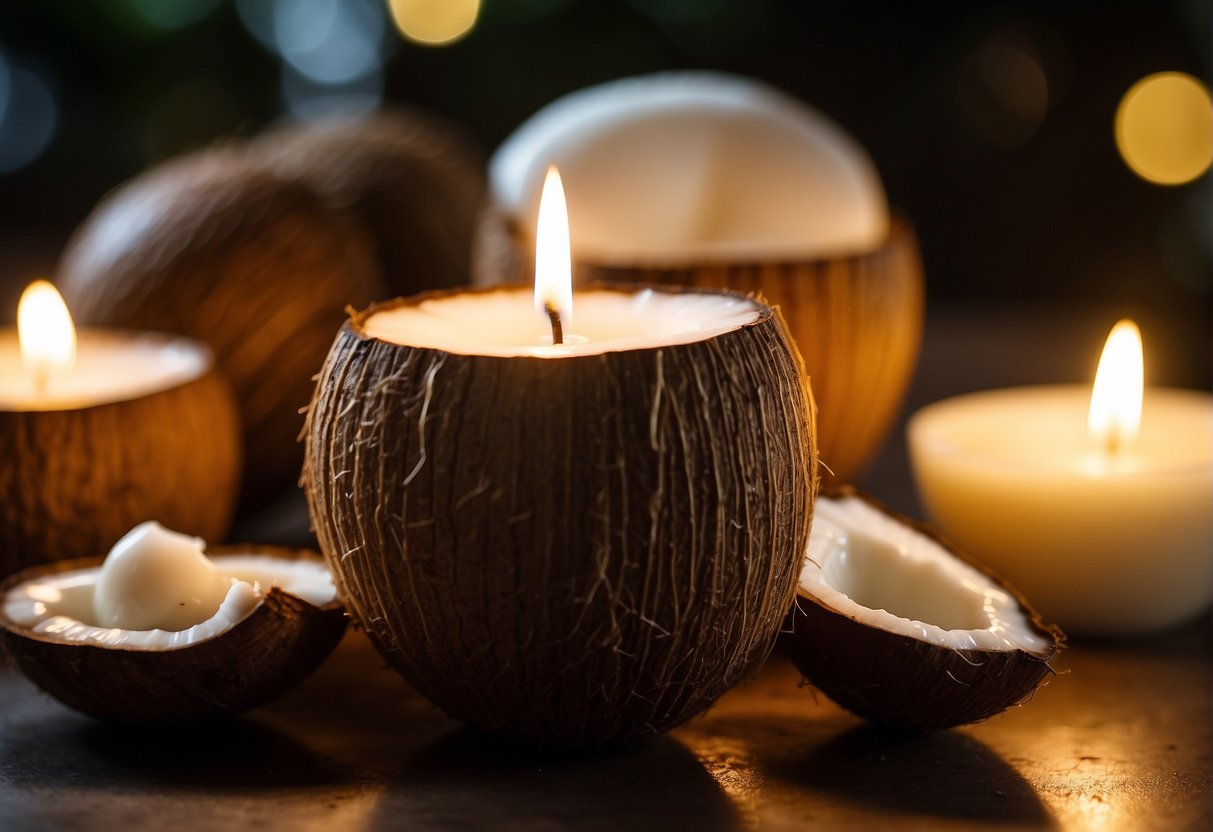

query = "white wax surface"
908;385;1213;635
491;71;890;263
362;287;761;358
0;329;210;411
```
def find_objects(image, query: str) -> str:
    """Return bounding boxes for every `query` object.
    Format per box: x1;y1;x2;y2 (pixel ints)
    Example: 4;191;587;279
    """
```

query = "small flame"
18;281;77;392
1088;319;1143;454
534;166;573;326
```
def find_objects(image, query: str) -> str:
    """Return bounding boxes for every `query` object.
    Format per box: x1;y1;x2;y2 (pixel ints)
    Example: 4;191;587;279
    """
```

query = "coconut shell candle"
476;71;923;484
305;170;818;746
0;283;240;576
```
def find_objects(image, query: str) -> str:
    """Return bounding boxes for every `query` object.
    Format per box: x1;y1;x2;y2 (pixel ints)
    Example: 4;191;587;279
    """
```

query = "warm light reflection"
534;166;573;325
17;280;76;389
1088;319;1143;454
1116;72;1213;185
388;0;480;46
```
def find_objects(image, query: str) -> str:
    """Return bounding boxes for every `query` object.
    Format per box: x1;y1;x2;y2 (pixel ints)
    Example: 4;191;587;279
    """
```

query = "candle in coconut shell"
476;72;923;484
305;168;819;747
0;282;240;575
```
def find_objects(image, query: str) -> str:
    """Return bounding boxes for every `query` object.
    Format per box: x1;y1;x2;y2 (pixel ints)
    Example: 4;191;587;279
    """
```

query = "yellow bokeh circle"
388;0;481;46
1115;71;1213;185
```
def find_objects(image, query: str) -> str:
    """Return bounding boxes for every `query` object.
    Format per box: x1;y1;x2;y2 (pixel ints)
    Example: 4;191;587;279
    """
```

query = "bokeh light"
388;0;481;46
1116;72;1213;185
0;48;59;174
274;0;387;85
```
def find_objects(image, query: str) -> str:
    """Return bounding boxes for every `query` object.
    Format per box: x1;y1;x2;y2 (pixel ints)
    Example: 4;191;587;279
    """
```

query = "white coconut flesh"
799;496;1052;655
491;71;890;263
3;530;336;650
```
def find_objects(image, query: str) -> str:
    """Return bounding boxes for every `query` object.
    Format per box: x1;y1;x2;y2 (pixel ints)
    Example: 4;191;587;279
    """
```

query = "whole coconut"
255;109;486;294
57;148;386;515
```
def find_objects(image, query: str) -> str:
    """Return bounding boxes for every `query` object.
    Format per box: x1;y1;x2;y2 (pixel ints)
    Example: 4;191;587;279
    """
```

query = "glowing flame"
17;280;76;391
534;165;573;326
1088;319;1143;454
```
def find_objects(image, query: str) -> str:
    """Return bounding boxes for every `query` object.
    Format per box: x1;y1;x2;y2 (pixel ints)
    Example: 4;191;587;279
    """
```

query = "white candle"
0;282;210;411
908;321;1213;636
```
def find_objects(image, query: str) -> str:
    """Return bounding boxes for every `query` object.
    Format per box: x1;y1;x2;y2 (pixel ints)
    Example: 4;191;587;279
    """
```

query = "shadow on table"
764;723;1055;828
370;727;743;832
0;713;348;791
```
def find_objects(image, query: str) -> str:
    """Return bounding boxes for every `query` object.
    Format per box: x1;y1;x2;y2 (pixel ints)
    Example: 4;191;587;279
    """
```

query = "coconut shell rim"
0;544;345;653
794;485;1065;661
492;210;917;271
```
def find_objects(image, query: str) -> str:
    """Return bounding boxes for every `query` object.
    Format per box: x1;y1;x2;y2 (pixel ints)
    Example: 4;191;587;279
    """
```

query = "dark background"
0;0;1209;383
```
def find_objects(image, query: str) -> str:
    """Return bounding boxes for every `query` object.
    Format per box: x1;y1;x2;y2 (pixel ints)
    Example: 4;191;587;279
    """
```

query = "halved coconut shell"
0;546;346;722
304;283;818;747
782;488;1063;731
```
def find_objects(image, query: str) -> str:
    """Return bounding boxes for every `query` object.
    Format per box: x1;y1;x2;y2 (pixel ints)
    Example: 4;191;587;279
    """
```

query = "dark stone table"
2;303;1209;831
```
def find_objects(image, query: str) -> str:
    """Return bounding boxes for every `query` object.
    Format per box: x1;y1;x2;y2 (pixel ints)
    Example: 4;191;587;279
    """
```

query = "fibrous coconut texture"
56;147;385;514
304;286;818;747
0;547;346;722
475;71;922;483
782;489;1063;731
0;361;240;575
254;109;486;295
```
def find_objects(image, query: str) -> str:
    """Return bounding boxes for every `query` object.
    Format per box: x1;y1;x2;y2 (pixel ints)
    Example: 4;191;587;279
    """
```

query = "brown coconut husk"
303;283;818;747
56;147;387;515
781;487;1064;731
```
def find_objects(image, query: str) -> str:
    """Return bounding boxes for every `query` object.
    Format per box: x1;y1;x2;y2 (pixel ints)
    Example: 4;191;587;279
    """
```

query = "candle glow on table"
0;282;209;412
908;320;1213;636
363;165;761;357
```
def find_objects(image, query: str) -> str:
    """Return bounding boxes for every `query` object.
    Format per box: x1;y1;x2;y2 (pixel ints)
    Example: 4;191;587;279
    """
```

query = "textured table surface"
2;303;1210;831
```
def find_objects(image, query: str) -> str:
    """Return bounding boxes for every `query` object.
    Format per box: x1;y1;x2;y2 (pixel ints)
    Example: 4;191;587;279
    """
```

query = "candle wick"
545;303;564;346
32;363;49;399
1104;426;1121;457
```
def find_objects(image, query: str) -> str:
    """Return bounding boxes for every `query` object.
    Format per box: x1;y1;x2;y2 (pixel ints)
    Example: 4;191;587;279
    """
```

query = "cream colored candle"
908;321;1213;636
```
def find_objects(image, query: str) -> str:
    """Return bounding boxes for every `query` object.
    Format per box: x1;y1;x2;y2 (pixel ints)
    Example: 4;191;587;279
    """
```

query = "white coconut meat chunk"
799;495;1053;655
2;554;337;650
491;71;890;263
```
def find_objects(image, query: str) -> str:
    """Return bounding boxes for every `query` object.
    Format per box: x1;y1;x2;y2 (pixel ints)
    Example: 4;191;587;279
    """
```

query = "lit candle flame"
17;280;77;395
1088;319;1143;454
534;165;573;338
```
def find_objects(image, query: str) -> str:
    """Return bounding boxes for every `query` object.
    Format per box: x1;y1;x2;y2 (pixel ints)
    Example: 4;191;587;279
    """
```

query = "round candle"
0;329;210;410
0;282;240;572
908;325;1213;636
